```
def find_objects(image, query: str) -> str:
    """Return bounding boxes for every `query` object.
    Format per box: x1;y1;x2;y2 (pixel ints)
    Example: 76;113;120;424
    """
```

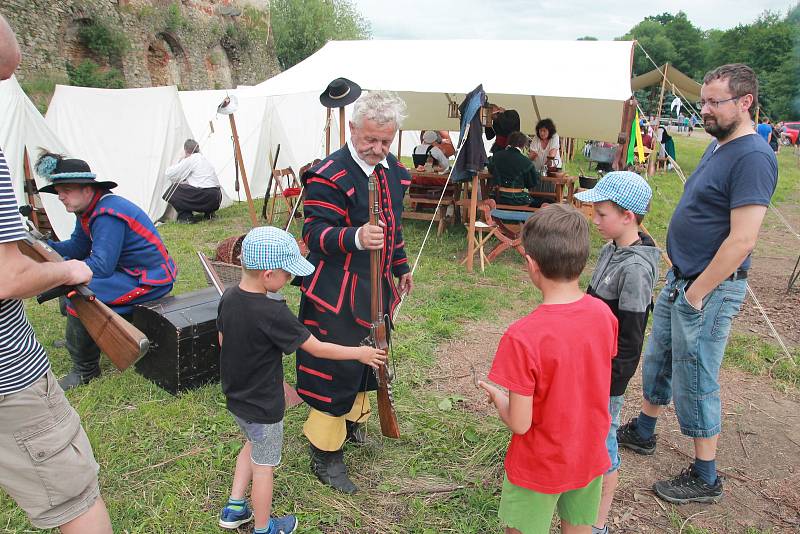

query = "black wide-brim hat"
319;77;361;108
36;155;117;194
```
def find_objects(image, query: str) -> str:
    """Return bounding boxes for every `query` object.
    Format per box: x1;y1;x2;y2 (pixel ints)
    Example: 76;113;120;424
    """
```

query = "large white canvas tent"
249;40;636;142
0;76;74;239
46;85;194;221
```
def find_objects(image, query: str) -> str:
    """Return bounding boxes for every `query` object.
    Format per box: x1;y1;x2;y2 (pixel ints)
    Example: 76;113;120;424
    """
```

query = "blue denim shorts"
641;269;746;438
605;395;625;473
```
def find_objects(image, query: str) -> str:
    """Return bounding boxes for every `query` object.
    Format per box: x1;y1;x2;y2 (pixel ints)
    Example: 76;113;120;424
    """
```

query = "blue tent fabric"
452;84;487;183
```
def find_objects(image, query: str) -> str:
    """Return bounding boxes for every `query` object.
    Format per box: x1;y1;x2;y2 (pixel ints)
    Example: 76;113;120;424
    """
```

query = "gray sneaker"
592;525;609;534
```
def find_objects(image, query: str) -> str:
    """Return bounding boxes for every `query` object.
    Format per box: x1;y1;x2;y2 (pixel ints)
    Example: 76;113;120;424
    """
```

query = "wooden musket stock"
368;176;401;438
18;233;149;371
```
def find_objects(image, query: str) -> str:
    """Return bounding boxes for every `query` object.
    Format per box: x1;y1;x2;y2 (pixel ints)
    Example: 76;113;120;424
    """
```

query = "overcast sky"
351;0;796;41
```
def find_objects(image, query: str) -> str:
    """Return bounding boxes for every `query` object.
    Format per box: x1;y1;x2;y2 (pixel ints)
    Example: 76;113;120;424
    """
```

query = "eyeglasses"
695;96;740;109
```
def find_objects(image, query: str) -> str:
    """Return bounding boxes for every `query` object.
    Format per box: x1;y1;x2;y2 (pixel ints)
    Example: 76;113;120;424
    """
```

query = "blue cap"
241;226;315;276
574;171;652;215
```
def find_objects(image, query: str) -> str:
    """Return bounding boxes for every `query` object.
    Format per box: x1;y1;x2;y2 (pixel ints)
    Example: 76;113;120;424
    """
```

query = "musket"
18;229;149;371
196;251;304;408
367;175;400;438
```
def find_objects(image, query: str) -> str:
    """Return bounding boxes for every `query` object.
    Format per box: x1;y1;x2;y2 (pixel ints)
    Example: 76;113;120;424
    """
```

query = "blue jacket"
50;191;177;313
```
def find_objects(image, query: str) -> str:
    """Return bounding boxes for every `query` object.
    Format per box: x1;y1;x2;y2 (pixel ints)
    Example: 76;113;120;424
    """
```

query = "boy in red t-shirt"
480;204;618;534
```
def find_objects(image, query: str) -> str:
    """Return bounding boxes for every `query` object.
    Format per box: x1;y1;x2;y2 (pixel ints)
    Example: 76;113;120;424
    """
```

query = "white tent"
45;85;194;221
178;89;266;201
178;89;341;201
249;40;635;142
0;76;74;239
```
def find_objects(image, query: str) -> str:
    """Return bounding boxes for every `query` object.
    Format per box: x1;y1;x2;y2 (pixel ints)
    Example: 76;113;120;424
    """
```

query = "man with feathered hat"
35;152;178;390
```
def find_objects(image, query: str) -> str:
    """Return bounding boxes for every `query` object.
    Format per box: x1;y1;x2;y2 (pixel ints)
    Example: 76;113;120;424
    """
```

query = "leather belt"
498;187;525;193
672;266;748;282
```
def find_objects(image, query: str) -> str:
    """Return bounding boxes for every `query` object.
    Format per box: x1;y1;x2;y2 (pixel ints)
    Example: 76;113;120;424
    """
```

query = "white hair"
351;91;407;129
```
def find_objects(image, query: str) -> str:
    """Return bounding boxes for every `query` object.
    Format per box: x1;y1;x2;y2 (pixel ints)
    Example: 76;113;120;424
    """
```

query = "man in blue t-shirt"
617;63;778;506
756;117;772;145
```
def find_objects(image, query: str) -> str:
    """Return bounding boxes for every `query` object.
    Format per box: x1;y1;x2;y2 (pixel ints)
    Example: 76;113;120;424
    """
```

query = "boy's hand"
356;346;387;369
478;380;507;407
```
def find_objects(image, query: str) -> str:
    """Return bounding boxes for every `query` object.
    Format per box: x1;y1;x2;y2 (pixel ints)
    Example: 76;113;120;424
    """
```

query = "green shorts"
498;474;602;534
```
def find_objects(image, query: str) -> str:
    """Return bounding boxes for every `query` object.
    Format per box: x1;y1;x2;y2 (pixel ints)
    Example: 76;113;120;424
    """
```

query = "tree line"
619;8;799;120
270;3;798;119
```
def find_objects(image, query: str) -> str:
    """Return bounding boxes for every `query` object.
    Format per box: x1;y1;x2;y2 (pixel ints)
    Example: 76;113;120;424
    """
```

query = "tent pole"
339;107;346;148
530;95;542;122
397;129;402;159
613;98;636;171
325;108;331;156
22;147;40;229
648;63;669;176
228;114;258;227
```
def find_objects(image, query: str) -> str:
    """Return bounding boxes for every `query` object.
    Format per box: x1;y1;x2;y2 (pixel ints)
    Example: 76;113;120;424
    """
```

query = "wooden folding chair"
478;199;536;262
268;167;303;226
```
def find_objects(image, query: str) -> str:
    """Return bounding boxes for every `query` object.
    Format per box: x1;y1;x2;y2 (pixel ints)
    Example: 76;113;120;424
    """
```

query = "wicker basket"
204;259;242;288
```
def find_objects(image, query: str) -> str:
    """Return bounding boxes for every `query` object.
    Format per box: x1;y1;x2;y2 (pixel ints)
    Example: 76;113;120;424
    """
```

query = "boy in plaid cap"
575;172;660;534
216;227;386;534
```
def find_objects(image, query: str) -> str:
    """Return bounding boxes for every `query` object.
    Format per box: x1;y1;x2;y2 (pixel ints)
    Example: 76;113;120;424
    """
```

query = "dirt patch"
433;312;800;533
734;198;800;347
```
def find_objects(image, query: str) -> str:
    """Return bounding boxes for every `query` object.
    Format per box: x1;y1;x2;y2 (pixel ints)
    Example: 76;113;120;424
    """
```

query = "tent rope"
392;123;472;321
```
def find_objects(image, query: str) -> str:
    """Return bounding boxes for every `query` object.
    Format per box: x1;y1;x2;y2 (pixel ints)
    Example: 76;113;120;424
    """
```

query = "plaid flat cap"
574;171;652;215
241;226;315;276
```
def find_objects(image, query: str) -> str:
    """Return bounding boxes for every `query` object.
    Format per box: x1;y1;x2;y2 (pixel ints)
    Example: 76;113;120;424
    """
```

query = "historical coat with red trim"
295;146;411;416
49;191;178;315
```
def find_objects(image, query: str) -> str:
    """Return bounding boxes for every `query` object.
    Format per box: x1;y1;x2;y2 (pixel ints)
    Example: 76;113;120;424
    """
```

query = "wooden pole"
466;174;479;273
648;63;669;176
397;129;403;160
325;107;331;156
338;106;346;148
228;114;258;227
22;147;40;229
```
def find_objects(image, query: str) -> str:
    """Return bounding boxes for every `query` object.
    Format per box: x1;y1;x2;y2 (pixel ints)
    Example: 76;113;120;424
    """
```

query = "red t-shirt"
488;294;618;494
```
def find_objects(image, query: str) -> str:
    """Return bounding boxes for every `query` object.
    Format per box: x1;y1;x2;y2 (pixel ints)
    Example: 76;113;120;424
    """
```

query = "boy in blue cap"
216;226;386;534
575;172;659;534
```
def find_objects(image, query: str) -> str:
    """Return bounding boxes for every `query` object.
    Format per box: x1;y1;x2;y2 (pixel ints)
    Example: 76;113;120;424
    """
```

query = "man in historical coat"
35;152;178;390
295;90;413;494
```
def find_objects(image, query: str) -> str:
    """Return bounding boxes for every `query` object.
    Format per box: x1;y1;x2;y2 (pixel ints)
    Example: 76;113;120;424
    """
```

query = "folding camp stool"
268;167;303;227
461;219;499;272
477;199;535;262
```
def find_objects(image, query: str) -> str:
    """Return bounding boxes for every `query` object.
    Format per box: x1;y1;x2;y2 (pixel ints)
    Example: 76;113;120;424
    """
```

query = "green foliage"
271;0;371;69
77;18;130;63
620;7;800;119
66;59;125;89
19;73;66;114
576;36;598;41
165;2;189;33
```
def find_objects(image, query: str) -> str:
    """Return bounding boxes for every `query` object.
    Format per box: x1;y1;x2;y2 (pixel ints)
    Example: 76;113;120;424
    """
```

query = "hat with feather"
35;151;117;194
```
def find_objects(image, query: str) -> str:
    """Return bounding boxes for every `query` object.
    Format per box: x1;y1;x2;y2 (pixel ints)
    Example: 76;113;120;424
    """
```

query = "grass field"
3;134;799;533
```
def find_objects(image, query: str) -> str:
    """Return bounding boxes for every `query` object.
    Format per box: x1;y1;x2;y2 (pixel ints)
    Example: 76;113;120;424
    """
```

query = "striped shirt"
0;148;49;394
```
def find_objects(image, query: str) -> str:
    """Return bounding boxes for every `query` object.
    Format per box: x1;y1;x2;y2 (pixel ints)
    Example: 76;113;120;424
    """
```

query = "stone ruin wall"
1;0;280;90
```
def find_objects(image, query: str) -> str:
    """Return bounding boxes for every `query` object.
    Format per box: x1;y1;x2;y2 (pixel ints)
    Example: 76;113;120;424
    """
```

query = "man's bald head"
0;14;21;80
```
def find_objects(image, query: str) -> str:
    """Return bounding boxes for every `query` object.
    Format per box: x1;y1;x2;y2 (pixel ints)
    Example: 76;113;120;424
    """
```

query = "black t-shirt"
217;286;311;423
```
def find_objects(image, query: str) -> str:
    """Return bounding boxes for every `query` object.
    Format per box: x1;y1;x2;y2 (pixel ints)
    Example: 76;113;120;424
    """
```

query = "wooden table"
460;172;577;272
403;170;460;235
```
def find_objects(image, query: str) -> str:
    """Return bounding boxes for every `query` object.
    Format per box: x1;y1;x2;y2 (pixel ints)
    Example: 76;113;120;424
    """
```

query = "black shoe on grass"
653;464;723;504
617;417;657;455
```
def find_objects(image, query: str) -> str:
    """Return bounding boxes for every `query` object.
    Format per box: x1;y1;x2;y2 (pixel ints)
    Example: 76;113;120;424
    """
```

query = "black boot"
309;444;357;494
345;421;366;446
60;314;102;391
